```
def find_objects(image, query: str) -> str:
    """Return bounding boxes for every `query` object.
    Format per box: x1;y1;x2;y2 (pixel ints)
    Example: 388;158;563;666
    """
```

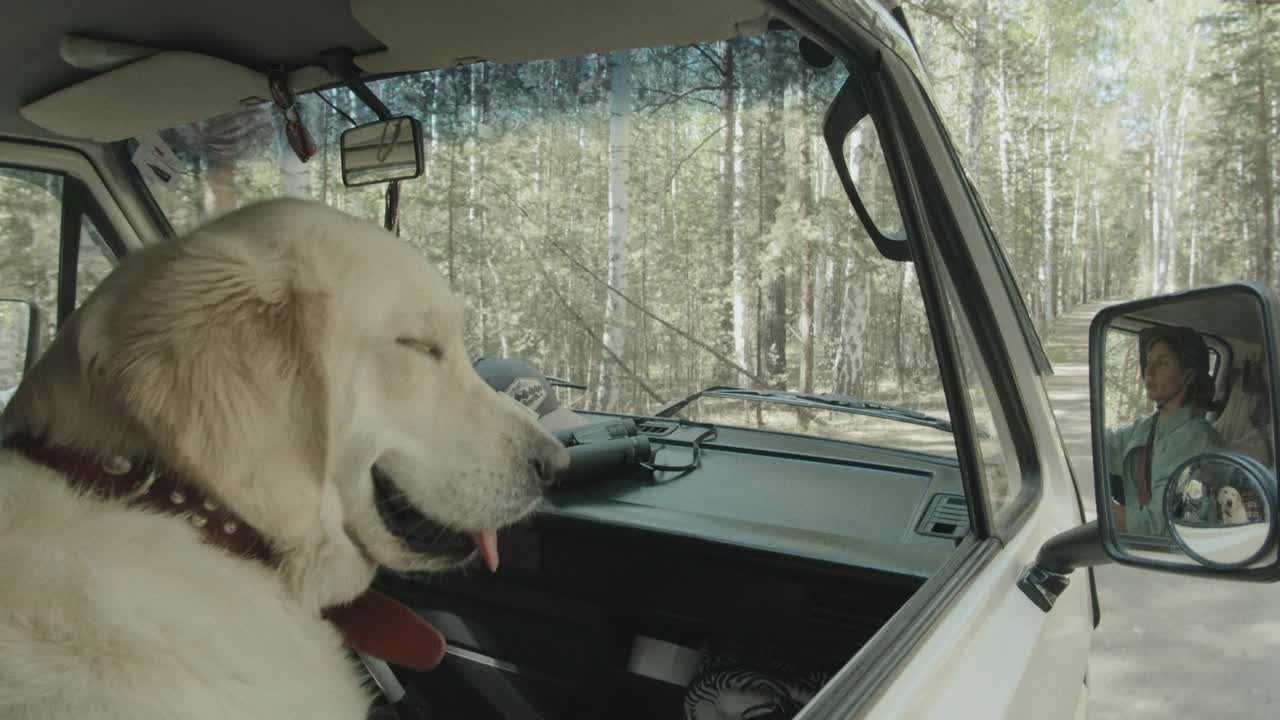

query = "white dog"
1216;485;1250;525
0;198;568;718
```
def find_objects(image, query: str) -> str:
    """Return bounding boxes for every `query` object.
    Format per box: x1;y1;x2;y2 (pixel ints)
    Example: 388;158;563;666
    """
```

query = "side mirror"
1091;282;1280;580
1164;451;1275;569
340;116;424;187
0;297;42;406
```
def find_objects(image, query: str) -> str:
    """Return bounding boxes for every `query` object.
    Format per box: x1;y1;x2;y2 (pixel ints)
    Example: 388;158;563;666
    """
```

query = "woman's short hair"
1139;325;1216;408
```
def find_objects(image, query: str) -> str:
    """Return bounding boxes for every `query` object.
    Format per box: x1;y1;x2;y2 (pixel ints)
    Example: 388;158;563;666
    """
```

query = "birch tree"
598;49;632;408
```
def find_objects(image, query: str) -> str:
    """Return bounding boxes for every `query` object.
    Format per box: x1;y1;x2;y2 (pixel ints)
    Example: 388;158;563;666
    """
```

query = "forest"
2;0;1277;425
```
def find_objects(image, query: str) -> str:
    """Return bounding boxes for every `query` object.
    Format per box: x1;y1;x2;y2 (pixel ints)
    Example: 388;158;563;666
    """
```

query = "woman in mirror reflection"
1104;326;1224;536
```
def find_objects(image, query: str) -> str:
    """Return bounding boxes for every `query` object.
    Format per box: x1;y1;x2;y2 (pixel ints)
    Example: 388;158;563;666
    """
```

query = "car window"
0;167;63;348
130;31;964;465
935;261;1028;526
0;166;118;357
0;300;33;402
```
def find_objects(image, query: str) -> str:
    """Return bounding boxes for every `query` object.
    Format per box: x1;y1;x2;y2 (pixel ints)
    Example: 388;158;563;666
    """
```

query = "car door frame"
769;1;1096;717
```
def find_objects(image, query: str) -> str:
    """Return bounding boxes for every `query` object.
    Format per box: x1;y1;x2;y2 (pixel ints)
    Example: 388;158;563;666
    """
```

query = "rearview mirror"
822;75;909;262
340;116;424;187
0;298;41;406
1091;283;1280;580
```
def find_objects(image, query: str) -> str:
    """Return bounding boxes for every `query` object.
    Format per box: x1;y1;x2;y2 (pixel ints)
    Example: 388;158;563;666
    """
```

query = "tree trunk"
719;39;738;384
477;65;492;353
1094;189;1106;297
1163;28;1199;293
995;0;1011;217
732;91;749;376
597;49;631;409
967;0;989;172
832;125;867;395
1188;185;1199;289
767;274;787;387
421;72;437;168
1069;173;1081;307
1040;34;1054;329
1257;3;1275;286
671;112;691;392
446;68;469;288
446;137;458;287
279;115;311;199
1152;144;1162;293
1237;145;1254;277
832;254;868;396
762;33;787;388
197;112;252;217
799;67;816;397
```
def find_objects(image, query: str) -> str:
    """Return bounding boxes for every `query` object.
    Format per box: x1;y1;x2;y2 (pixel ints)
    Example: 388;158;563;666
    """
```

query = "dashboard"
543;413;969;579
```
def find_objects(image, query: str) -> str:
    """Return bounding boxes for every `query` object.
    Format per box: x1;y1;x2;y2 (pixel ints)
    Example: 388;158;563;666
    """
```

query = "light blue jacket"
1103;405;1224;537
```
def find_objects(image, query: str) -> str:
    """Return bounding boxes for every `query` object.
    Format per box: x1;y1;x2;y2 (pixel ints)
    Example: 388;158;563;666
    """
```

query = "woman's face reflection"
1144;340;1190;406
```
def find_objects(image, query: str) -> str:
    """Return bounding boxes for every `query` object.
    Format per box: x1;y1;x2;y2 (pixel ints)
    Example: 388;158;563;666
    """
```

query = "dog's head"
1;198;568;609
1216;486;1244;523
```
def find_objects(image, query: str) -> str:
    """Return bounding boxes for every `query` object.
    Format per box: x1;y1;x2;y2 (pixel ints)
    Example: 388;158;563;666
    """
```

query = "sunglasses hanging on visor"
268;68;316;163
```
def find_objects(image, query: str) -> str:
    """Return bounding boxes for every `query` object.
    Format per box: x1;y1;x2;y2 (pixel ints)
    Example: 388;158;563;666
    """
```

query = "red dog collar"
3;434;447;671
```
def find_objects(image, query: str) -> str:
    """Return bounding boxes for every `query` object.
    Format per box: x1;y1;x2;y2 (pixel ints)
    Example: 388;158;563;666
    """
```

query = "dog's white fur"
0;198;567;718
1216;485;1249;525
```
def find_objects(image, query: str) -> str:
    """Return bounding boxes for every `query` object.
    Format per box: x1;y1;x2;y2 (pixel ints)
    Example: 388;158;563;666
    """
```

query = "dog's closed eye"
396;337;444;361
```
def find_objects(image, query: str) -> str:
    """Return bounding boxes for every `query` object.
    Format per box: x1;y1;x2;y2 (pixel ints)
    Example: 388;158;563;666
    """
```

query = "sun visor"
350;0;770;70
20;51;270;143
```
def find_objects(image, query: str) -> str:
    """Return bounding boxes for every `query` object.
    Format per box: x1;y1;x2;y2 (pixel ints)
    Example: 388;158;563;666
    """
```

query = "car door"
779;1;1096;717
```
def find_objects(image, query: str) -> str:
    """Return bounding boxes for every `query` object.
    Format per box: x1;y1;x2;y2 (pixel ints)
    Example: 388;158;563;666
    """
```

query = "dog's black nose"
531;445;570;489
531;458;556;489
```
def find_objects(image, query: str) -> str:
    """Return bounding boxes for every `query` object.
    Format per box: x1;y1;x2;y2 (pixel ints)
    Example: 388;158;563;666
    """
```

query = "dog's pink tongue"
323;589;446;671
469;529;500;572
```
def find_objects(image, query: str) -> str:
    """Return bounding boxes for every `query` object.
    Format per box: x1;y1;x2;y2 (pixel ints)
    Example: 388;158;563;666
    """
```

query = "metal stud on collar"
189;514;208;529
101;456;132;475
169;490;186;504
121;469;157;502
223;520;238;534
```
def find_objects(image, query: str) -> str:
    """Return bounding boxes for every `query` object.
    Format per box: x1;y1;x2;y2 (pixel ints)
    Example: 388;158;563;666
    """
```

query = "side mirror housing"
340;116;424;187
1019;283;1280;613
0;297;42;406
1090;282;1280;581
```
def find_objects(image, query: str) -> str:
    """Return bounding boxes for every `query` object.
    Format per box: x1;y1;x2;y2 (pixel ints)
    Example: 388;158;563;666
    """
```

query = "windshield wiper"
544;374;587;391
656;385;954;433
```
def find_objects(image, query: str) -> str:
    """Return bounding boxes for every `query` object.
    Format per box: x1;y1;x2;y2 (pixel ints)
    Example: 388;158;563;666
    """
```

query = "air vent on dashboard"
915;494;969;540
636;420;678;437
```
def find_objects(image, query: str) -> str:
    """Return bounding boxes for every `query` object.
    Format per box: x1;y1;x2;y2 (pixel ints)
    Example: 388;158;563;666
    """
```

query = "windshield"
129;30;957;457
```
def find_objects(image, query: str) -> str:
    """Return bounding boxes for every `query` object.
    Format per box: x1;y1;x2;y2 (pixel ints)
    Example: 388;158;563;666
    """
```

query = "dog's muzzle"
371;466;504;572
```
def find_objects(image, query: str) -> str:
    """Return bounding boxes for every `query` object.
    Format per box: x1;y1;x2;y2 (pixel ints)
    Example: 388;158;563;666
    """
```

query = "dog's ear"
97;239;331;488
